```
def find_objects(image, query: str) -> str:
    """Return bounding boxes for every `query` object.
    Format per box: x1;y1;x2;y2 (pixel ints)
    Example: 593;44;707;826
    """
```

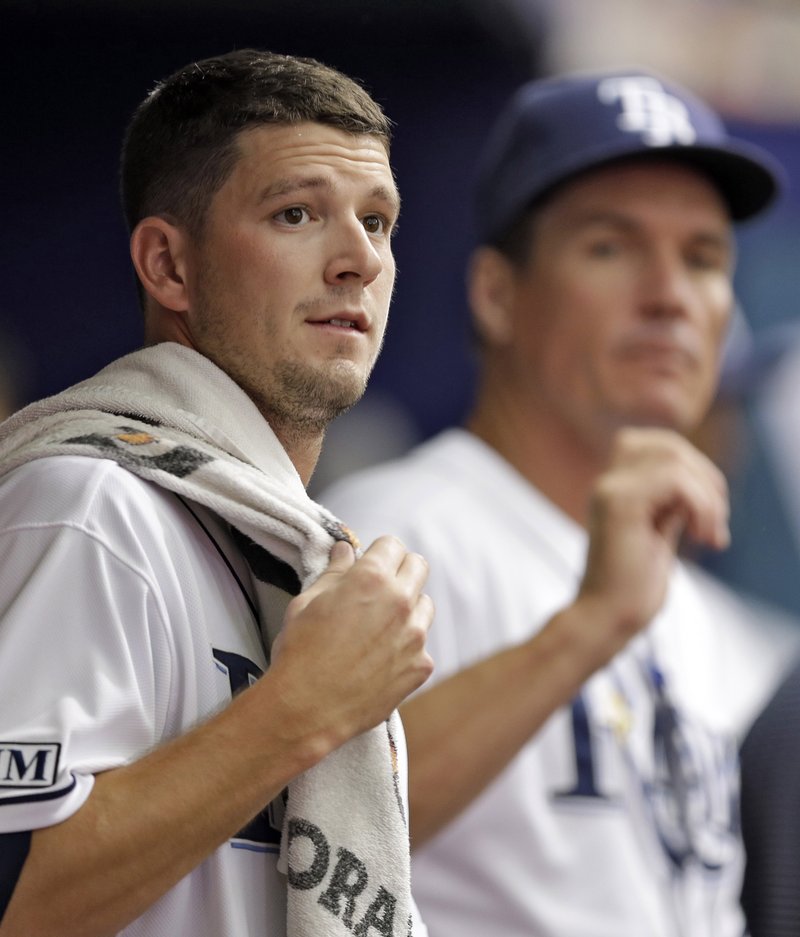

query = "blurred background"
5;0;800;617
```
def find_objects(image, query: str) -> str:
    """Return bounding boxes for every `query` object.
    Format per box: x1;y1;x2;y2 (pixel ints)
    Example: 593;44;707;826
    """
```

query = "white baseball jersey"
0;454;284;935
322;428;796;937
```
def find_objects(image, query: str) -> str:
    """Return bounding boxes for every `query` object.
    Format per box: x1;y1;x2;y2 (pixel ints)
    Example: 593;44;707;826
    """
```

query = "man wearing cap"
322;70;783;936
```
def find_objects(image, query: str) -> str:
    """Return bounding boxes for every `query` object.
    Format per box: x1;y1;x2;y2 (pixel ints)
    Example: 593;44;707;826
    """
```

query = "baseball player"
0;49;433;937
322;70;787;936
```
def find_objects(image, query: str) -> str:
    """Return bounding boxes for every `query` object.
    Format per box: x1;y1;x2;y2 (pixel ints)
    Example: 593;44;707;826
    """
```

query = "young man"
323;71;785;935
0;50;434;937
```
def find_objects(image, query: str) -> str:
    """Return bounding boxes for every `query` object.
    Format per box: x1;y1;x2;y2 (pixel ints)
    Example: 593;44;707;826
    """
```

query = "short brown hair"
120;48;392;238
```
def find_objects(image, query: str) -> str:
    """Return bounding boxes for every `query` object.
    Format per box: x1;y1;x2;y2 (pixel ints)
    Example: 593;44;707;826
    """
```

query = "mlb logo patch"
0;742;60;788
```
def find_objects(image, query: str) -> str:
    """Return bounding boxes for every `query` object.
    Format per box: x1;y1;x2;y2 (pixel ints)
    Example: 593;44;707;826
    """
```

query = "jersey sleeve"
0;458;175;833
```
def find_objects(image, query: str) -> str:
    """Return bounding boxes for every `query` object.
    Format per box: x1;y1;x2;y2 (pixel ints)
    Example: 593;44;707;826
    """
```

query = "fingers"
360;534;419;570
366;538;433;640
327;538;356;571
357;535;431;597
398;546;430;593
414;591;436;642
580;428;731;639
305;534;431;640
336;533;434;657
294;539;356;610
607;427;730;552
274;532;434;745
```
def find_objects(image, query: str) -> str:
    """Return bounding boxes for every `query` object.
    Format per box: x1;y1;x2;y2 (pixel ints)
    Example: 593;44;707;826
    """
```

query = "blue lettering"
212;649;280;847
0;743;59;787
212;648;263;695
553;693;609;800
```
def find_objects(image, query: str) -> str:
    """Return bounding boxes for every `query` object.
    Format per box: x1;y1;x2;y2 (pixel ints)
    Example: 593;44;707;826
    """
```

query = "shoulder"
321;429;485;530
0;454;171;522
0;455;194;578
321;428;573;562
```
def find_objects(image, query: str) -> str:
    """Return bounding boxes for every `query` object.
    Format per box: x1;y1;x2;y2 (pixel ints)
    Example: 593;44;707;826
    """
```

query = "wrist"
536;596;642;685
233;670;344;780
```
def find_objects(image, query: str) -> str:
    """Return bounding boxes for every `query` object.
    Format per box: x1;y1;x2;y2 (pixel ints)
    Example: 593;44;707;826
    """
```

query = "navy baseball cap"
475;70;784;243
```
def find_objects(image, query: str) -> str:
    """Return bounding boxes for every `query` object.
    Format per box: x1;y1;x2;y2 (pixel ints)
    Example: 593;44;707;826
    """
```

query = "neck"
265;419;325;489
466;367;609;527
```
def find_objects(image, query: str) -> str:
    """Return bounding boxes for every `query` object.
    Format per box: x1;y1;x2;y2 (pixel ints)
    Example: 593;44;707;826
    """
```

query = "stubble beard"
191;275;377;440
257;356;369;438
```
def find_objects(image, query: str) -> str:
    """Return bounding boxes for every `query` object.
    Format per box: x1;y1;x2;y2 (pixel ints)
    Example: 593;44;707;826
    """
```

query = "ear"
129;216;191;313
467;246;516;347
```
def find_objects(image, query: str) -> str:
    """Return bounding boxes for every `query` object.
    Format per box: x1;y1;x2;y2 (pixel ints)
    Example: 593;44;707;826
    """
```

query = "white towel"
0;342;415;937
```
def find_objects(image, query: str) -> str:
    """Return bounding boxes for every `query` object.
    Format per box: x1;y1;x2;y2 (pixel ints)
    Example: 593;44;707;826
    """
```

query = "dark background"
5;0;800;618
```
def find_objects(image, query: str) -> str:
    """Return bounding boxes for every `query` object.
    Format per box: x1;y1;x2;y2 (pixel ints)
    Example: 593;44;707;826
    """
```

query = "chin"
305;369;371;427
623;382;709;429
330;360;372;400
628;408;699;435
612;395;685;431
247;360;366;431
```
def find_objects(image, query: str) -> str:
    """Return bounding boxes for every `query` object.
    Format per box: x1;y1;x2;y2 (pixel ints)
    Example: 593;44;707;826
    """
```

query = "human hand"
269;536;434;752
576;427;729;647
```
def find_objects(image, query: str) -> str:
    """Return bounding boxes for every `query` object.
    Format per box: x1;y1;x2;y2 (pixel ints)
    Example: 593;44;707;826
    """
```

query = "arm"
403;427;730;847
0;537;433;937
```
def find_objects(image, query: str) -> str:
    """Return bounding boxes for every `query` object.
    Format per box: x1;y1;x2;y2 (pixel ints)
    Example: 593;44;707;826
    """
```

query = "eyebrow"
259;176;401;214
570;210;733;248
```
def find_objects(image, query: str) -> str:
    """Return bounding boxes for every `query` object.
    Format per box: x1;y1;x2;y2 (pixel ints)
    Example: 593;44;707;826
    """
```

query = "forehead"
225;121;397;202
541;159;732;231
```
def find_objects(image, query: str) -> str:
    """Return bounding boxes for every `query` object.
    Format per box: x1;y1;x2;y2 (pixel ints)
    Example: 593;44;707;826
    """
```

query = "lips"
307;310;369;332
627;341;692;360
328;317;360;330
616;328;703;369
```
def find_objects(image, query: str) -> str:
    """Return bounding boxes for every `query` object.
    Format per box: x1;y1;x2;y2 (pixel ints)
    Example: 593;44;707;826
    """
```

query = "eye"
686;247;728;272
362;214;388;236
275;206;311;226
586;238;623;258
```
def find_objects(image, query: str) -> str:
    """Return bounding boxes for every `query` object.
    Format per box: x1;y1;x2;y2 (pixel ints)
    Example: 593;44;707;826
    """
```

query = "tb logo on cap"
597;76;697;147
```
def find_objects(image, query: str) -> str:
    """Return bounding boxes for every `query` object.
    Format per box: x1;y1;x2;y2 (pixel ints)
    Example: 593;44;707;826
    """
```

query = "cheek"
222;226;292;286
535;297;606;368
701;274;733;320
371;257;396;325
379;251;397;297
369;304;392;363
194;243;254;308
702;289;734;359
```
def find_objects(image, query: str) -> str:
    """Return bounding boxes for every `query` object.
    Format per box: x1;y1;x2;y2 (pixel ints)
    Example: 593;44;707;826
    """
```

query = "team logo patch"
597;76;698;147
0;742;61;788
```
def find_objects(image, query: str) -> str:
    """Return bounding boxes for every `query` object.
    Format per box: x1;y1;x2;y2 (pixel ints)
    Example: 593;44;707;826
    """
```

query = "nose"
638;248;692;320
324;218;385;287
